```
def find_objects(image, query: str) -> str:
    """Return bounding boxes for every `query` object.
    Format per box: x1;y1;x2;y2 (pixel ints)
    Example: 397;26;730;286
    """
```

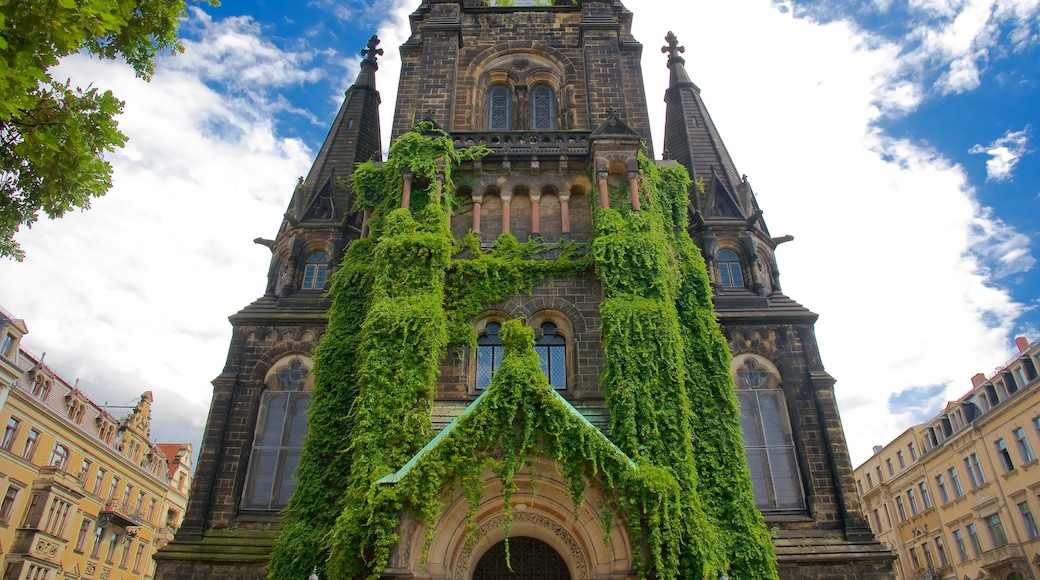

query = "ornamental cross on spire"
362;35;383;65
661;31;685;66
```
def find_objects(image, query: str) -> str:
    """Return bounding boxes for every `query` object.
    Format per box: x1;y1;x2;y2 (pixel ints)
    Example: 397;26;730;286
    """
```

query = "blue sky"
0;0;1037;467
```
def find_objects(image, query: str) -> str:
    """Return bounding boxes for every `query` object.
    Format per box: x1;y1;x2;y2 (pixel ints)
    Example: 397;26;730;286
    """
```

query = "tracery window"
535;321;566;389
302;252;329;290
717;250;744;288
476;322;504;389
530;85;556;130
735;357;805;511
488;85;512;130
242;357;312;510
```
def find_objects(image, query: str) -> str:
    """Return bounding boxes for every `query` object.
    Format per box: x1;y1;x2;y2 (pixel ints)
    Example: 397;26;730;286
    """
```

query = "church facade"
154;1;894;579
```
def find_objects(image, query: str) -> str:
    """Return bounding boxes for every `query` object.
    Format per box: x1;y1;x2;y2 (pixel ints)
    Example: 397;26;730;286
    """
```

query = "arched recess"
389;458;632;580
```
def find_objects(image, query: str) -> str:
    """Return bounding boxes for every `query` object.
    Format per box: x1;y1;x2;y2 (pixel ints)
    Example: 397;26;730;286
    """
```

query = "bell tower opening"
472;536;571;580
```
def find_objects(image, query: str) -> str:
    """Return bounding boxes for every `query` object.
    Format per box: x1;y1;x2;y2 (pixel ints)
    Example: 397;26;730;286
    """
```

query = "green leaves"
0;0;216;259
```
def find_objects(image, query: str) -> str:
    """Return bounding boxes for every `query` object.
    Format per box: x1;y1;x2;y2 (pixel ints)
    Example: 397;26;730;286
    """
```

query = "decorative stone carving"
452;511;588;580
34;538;60;559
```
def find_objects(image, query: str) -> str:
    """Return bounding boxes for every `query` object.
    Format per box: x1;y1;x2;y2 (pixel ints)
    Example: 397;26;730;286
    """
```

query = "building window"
108;477;120;500
476;322;504;389
936;474;950;504
2;416;19;449
908;442;917;460
1019;501;1040;538
48;444;69;470
78;459;91;483
488;85;512;130
918;481;932;509
921;542;934;569
735;357;805;511
895;495;907;521
966;523;983;556
996;438;1014;472
25;565;49;580
534;321;566;389
907;488;920;515
1014;426;1034;462
897;450;905;469
935;536;948;567
965;453;985;487
301;252;329;290
119;535;133;568
23;427;40;460
866;473;873;489
952;528;969;562
43;498;72;536
31;375;51;400
132;542;147;573
242;358;312;510
106;532;119;563
876;465;883;483
949;467;964;497
0;333;14;357
0;484;20;524
716;250;744;288
886;458;894;476
872;508;881;531
93;468;106;496
984;513;1008;547
91;525;104;558
74;517;93;551
530;85;555;130
908;546;920;569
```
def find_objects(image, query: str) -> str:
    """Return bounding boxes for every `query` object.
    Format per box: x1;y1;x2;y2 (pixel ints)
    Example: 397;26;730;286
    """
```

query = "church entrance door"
472;536;571;580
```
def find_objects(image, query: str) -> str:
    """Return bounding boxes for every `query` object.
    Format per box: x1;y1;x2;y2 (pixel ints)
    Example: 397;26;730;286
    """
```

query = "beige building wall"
856;336;1040;580
1;308;193;580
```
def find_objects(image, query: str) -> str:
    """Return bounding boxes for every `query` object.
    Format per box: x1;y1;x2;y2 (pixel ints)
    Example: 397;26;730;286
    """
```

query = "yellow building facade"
0;307;193;580
856;335;1040;580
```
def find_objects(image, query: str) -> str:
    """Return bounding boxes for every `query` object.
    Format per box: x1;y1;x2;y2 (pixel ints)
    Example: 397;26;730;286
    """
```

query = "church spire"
290;35;384;228
661;31;750;224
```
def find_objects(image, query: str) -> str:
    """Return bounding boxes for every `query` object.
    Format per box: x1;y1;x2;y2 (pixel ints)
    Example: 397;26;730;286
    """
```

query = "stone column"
531;193;542;237
560;192;571;237
628;171;641;212
597;171;609;209
471;193;483;234
402;169;414;209
500;190;512;235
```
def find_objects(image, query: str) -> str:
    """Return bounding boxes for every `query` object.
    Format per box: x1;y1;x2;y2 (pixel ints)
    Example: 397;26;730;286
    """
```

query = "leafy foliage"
270;126;777;580
0;0;213;259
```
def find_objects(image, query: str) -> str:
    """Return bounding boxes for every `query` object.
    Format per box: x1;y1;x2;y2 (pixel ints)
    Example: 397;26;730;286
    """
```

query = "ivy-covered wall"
268;125;778;580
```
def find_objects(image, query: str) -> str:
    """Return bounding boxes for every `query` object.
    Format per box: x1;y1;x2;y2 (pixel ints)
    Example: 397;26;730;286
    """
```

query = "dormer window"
487;85;512;130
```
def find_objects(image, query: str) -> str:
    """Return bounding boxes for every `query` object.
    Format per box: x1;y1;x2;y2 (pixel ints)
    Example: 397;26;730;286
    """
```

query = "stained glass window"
488;85;512;130
535;322;566;389
531;85;555;130
736;358;805;511
476;322;504;389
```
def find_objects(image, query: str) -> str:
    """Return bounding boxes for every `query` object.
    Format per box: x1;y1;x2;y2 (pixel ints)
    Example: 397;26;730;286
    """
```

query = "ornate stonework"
452;511;588;580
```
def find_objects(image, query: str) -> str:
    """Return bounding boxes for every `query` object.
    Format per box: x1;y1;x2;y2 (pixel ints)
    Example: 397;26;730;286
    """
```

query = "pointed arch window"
735;357;805;511
476;322;504;389
302;252;329;290
488;85;512;130
242;358;312;510
530;85;556;130
717;250;744;288
535;322;566;389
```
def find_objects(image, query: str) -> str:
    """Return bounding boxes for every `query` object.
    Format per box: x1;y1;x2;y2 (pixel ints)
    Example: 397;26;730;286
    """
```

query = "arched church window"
717;250;744;288
535;321;566;389
530;85;556;130
735;357;805;511
301;252;329;290
242;358;312;510
488;85;512;130
476;322;504;389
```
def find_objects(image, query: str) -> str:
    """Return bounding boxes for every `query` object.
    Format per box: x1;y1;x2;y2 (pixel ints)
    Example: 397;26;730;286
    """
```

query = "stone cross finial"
362;35;383;65
662;31;685;66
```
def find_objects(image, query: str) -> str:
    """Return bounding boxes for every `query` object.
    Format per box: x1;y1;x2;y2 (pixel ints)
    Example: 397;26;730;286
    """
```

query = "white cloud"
969;127;1030;181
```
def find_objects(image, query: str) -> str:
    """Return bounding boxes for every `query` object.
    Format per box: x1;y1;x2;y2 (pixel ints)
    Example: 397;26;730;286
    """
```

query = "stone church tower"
155;1;894;579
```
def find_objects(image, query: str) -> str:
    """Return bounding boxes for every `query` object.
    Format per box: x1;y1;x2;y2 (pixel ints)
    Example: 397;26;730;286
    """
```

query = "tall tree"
0;0;212;260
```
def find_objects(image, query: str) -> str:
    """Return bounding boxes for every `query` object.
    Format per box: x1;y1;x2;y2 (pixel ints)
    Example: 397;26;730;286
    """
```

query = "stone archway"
472;536;570;580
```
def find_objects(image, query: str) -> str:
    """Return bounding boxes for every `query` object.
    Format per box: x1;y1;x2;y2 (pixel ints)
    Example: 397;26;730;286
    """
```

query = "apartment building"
0;307;193;580
856;336;1040;580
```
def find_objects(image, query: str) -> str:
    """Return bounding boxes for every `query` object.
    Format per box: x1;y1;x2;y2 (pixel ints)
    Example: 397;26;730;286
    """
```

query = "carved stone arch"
395;458;632;580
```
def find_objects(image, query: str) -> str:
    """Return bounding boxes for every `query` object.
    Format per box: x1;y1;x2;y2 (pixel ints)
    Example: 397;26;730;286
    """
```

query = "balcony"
451;131;591;157
981;543;1025;566
98;499;143;528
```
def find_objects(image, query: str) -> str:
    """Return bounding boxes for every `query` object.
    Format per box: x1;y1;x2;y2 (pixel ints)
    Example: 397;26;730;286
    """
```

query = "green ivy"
268;126;777;580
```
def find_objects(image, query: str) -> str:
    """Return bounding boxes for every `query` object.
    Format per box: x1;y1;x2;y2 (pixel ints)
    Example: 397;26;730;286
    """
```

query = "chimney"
971;373;987;388
873;445;883;455
1015;336;1030;354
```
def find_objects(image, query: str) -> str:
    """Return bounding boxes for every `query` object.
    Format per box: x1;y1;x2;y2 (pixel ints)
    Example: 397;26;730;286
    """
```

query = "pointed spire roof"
661;31;746;219
289;35;384;226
